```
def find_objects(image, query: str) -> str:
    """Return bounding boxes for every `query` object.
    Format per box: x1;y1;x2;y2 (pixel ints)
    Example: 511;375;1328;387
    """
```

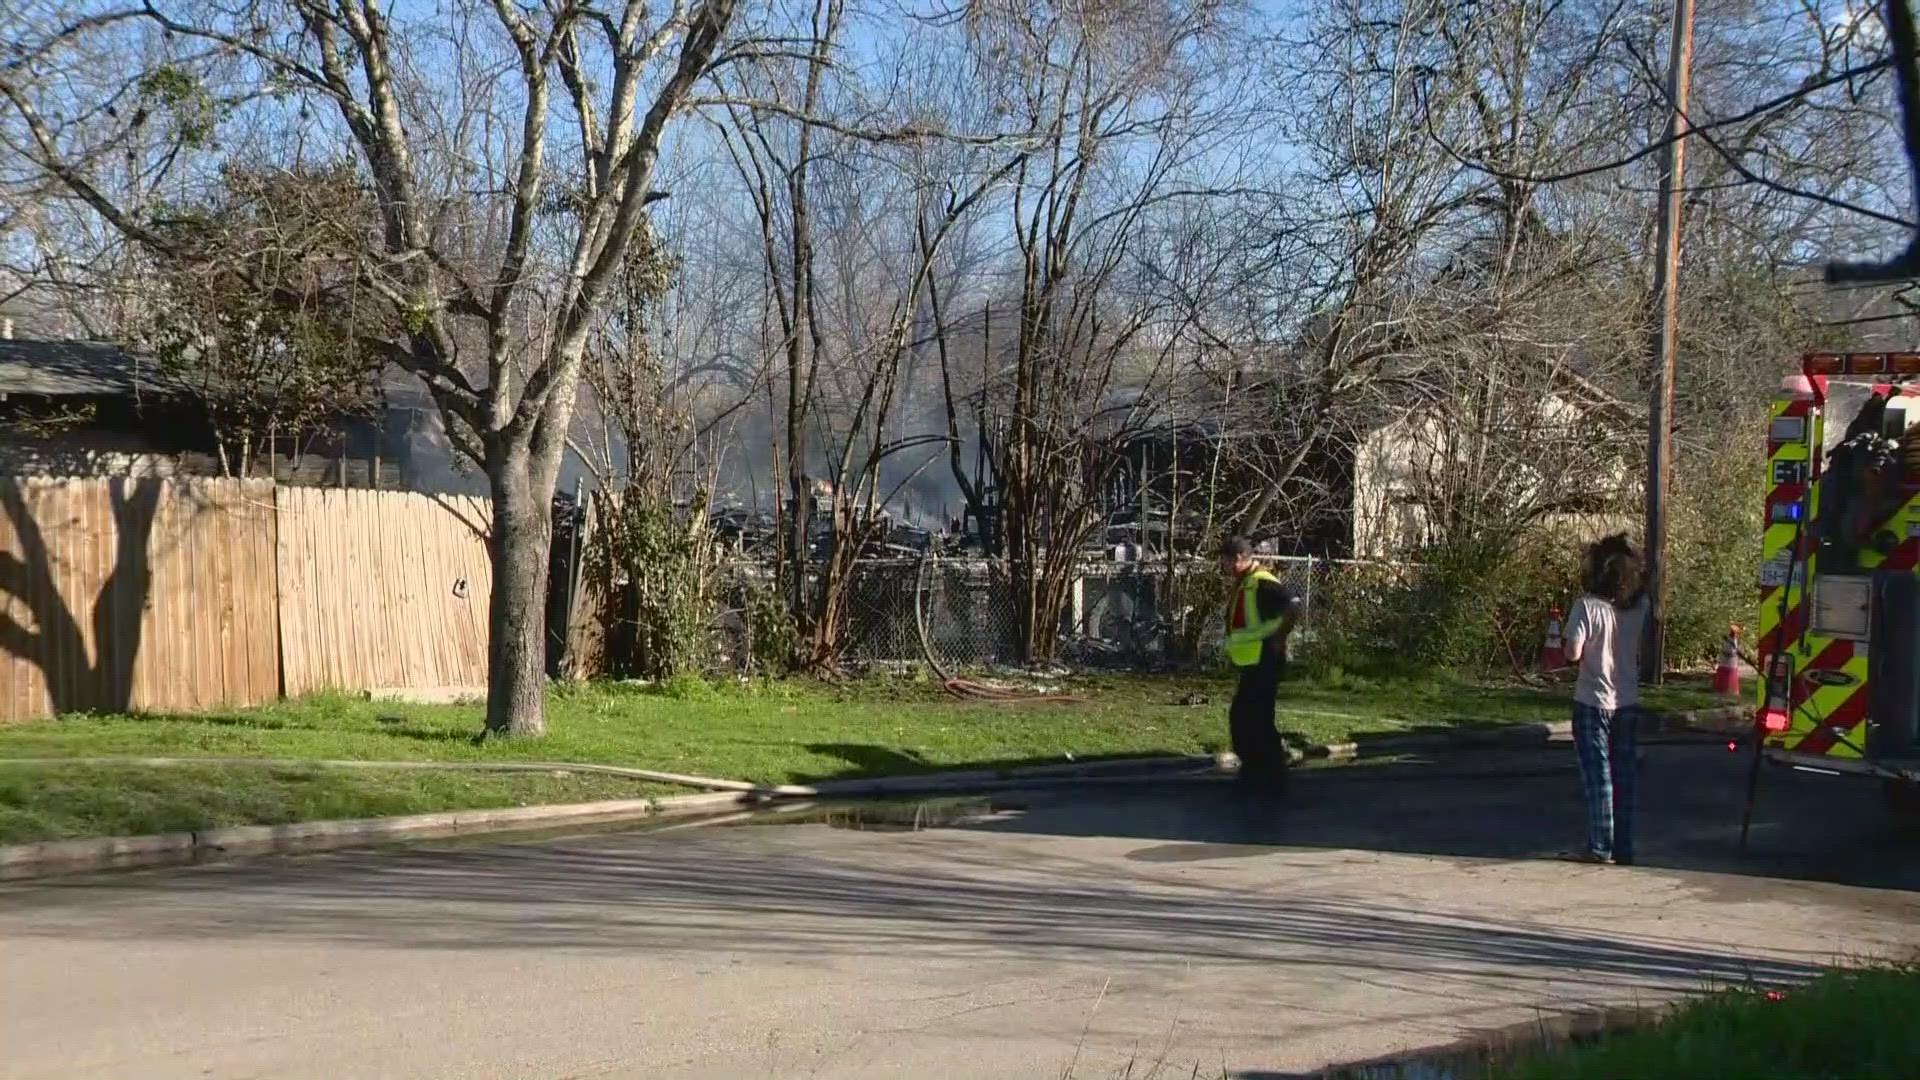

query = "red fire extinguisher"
1543;605;1565;670
1714;625;1743;696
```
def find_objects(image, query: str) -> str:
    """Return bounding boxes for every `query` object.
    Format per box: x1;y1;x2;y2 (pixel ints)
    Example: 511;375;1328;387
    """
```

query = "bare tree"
939;0;1239;659
1418;0;1912;284
715;4;1023;665
2;0;743;736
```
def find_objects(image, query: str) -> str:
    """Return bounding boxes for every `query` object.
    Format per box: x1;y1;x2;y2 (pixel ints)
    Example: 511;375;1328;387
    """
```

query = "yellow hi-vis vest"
1224;568;1288;667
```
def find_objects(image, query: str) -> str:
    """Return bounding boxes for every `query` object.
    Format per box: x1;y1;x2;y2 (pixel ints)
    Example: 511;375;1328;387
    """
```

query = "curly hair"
1583;533;1646;608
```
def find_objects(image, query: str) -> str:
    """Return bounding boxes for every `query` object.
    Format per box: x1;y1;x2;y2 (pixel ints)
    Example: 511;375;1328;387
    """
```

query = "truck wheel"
1883;778;1920;813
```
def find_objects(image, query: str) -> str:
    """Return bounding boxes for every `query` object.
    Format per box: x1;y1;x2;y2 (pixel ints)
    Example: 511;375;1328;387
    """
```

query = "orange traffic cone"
1714;625;1742;696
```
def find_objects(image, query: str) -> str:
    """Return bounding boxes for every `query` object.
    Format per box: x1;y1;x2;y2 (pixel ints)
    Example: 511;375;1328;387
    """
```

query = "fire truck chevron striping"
1753;353;1920;797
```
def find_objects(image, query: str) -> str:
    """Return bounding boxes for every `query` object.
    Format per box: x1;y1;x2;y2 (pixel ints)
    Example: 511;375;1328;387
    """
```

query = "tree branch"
1829;0;1920;283
1422;57;1893;187
683;96;1029;145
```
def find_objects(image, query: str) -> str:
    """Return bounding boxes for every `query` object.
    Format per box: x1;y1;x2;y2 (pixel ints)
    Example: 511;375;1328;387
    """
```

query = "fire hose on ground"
912;552;1085;703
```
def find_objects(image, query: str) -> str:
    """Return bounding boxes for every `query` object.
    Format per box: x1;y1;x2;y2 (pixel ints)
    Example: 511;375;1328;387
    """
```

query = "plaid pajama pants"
1571;702;1638;863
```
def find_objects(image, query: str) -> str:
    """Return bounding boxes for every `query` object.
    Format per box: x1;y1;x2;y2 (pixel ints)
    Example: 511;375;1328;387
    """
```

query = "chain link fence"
830;554;1359;672
612;553;1416;676
557;487;1415;679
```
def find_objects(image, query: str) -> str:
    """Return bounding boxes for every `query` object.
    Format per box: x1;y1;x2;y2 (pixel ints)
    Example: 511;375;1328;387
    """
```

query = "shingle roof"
0;337;445;412
0;338;184;398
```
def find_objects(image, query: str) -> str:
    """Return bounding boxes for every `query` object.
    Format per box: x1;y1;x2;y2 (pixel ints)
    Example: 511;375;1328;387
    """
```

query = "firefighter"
1220;536;1305;795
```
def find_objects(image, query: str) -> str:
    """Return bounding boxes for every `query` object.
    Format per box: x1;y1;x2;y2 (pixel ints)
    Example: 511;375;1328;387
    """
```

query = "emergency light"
1803;351;1920;376
1760;653;1794;734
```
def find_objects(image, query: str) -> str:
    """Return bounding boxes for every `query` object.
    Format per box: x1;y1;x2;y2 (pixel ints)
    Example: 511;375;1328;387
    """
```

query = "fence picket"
0;478;491;719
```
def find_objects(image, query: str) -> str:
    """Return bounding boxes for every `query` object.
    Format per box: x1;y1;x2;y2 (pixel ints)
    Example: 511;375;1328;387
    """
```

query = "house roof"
380;368;437;410
0;338;184;398
0;336;442;412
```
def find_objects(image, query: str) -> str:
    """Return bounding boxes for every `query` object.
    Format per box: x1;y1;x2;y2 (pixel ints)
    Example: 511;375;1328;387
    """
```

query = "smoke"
697;391;977;530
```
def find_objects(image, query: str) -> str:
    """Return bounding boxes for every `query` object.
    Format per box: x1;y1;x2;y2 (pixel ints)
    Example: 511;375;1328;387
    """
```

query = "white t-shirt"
1565;595;1646;710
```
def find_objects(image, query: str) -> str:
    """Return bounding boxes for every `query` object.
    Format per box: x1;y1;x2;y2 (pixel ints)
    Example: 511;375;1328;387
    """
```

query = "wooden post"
1644;0;1696;685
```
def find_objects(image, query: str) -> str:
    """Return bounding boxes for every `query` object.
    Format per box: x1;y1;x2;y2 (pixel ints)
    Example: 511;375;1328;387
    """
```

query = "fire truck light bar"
1804;352;1920;375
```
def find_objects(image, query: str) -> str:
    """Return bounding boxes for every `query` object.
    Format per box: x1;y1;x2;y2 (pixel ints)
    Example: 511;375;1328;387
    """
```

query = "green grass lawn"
0;763;678;845
0;671;1723;843
1486;965;1920;1080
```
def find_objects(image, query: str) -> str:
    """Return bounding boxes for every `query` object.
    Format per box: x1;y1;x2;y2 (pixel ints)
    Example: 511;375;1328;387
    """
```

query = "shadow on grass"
96;705;477;748
376;724;485;746
153;711;299;732
1342;721;1560;752
801;743;933;777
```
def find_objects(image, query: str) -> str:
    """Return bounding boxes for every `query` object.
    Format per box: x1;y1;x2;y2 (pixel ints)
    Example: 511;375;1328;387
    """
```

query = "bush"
1296;560;1421;677
582;489;721;681
1158;562;1228;662
1664;446;1762;667
737;573;801;674
1301;533;1581;677
658;671;716;701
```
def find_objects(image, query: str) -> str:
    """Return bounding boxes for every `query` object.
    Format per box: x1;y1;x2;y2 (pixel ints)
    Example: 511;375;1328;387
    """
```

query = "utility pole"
1645;0;1697;684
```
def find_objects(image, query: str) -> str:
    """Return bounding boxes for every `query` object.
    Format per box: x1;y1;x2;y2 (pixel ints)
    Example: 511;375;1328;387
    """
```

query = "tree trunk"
485;452;553;738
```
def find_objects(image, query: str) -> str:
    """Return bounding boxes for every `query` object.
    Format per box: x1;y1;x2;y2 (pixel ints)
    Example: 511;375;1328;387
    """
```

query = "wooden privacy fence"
0;478;279;720
276;487;491;698
0;477;493;721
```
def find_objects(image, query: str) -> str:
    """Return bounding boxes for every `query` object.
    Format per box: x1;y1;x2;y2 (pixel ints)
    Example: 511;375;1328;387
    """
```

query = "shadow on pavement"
5;749;1903;991
961;745;1920;894
0;823;1832;992
0;749;1907;1014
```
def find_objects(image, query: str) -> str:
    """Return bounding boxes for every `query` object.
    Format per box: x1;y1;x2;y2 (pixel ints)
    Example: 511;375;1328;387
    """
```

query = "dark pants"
1230;662;1287;787
1572;702;1638;863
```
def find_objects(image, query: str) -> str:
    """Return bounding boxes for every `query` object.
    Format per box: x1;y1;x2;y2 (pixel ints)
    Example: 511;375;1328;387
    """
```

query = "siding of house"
1351;392;1635;558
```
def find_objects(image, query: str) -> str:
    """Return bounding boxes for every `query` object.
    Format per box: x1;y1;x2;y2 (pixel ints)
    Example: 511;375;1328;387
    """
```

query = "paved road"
2;746;1916;1080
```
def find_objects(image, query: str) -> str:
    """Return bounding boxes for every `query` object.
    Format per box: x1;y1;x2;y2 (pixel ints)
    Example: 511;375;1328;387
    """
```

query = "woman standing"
1561;534;1648;866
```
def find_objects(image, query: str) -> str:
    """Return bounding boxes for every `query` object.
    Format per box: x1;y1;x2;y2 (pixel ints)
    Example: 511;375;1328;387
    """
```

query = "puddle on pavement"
425;796;1024;852
733;796;1019;832
1304;1004;1663;1079
422;806;774;849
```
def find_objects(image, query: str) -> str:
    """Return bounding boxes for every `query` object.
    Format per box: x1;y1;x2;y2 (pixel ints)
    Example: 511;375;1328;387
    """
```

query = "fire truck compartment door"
1811;574;1873;641
1870;572;1920;758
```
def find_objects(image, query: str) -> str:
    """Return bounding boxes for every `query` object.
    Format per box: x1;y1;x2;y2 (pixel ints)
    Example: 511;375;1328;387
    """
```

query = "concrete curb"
0;703;1749;881
0;791;753;881
0;763;1225;881
1655;702;1749;735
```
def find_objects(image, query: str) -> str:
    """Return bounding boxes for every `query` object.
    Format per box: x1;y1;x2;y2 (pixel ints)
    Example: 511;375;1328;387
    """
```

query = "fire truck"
1755;351;1920;807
